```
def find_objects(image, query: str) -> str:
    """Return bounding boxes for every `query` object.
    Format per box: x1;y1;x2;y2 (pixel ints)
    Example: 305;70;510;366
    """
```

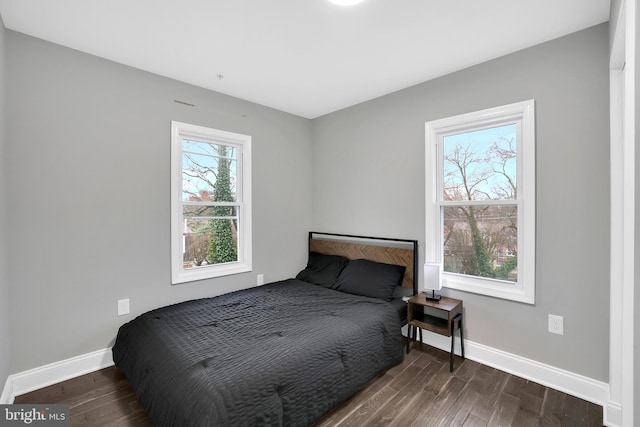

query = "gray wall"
312;24;610;381
635;0;640;417
0;15;10;390
610;0;622;51
5;31;313;372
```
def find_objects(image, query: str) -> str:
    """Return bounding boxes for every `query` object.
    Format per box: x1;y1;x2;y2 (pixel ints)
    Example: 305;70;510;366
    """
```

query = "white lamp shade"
424;262;442;292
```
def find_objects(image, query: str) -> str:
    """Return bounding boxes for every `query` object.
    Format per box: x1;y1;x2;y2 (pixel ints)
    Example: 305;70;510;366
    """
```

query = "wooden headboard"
308;231;418;295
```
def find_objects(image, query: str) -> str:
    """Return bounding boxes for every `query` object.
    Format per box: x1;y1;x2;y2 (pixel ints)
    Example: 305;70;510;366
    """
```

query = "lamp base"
424;290;441;302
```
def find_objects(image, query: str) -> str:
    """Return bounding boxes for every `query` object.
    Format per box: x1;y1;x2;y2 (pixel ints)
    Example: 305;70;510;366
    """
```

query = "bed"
112;232;418;426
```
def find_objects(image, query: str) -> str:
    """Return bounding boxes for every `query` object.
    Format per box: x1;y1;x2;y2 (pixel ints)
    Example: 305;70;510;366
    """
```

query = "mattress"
112;279;403;426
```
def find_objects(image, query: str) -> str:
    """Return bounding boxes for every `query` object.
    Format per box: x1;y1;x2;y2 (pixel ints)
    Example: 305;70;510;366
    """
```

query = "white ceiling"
0;0;610;118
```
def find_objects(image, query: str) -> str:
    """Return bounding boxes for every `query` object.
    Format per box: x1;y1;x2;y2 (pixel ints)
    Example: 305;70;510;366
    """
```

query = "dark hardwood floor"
14;343;602;426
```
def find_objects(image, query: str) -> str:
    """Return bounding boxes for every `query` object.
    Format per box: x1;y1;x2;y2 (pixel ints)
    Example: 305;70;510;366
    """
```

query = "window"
425;100;535;303
171;121;252;284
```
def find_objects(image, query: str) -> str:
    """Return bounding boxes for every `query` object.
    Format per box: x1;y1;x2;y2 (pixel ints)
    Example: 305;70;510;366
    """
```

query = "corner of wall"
0;376;13;404
0;8;12;398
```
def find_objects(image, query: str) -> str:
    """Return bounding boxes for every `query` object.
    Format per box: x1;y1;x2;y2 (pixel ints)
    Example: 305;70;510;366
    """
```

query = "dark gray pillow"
334;259;406;301
296;252;349;288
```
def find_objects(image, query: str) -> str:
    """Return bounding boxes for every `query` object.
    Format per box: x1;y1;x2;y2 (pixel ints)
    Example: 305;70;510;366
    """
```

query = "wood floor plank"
387;389;438;427
462;413;489;427
313;372;393;427
468;367;510;422
13;344;603;427
70;387;142;426
64;378;132;409
71;396;139;425
436;379;482;427
452;357;481;382
103;409;153;427
588;399;604;427
366;358;447;427
563;393;593;426
540;387;565;427
373;365;446;426
502;375;527;399
419;359;450;397
385;348;421;377
487;392;521;426
366;386;422;427
525;379;546;399
387;357;432;392
409;376;468;426
335;384;399;427
520;380;546;418
511;409;541;427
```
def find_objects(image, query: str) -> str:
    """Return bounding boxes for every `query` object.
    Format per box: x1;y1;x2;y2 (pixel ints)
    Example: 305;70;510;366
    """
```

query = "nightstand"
406;293;464;372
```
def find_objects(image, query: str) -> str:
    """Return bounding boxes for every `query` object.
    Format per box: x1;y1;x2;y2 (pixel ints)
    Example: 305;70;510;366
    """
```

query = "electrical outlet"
118;298;130;316
257;274;264;286
548;314;564;335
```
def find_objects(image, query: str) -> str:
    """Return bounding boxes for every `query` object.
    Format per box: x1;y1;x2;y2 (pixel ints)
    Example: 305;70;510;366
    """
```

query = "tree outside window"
442;125;518;281
182;141;238;269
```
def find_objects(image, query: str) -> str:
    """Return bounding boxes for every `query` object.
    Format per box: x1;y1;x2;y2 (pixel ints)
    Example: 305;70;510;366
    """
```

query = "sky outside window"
442;124;517;201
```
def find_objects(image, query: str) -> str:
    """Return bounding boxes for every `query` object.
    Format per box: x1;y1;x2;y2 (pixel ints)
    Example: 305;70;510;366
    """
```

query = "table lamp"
423;262;442;301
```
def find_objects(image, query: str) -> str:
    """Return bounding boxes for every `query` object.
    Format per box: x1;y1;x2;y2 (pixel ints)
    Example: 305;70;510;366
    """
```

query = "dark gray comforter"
112;279;403;426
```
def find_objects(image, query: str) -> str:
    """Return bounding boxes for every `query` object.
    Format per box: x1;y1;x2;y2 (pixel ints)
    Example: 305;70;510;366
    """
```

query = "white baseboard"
604;400;622;427
0;374;12;405
404;327;621;426
0;348;113;404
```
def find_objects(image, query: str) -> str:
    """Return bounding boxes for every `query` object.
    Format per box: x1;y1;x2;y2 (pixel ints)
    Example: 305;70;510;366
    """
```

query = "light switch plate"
118;298;130;316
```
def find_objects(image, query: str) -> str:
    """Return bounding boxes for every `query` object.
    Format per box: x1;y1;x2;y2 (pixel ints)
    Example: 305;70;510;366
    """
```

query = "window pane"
443;205;517;282
182;217;239;269
182;140;237;203
443;124;517;201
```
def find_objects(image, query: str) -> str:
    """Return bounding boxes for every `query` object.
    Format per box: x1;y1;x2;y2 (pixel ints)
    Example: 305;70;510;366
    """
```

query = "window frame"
171;121;252;284
425;100;535;303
